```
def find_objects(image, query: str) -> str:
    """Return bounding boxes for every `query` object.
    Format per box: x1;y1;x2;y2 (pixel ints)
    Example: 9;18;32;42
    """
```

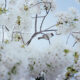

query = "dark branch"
35;14;38;32
26;29;57;45
29;2;51;9
32;16;45;18
40;3;51;31
26;2;56;46
44;24;56;30
73;41;77;47
43;29;57;32
5;26;9;31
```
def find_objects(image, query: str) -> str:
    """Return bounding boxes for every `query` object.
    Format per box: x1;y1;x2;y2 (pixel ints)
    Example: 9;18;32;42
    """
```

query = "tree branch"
66;32;71;44
40;3;51;31
35;14;38;32
2;26;4;43
26;2;56;46
44;24;56;30
32;16;45;18
5;0;7;9
29;2;51;9
26;29;57;45
72;41;77;47
5;25;9;31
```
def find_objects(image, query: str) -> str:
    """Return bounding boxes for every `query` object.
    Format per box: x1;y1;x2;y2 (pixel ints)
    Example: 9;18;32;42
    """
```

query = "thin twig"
73;41;77;47
26;29;57;45
66;32;71;44
12;26;16;41
12;31;32;34
44;24;56;30
5;0;7;9
40;3;51;31
26;32;38;45
2;26;4;43
35;14;38;32
72;31;80;34
39;33;51;44
71;33;80;47
32;16;45;18
5;25;9;31
29;2;51;9
40;15;47;31
43;29;57;32
26;2;56;46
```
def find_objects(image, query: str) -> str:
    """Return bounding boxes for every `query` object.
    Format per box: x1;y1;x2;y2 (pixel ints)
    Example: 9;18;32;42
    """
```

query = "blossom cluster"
56;8;80;34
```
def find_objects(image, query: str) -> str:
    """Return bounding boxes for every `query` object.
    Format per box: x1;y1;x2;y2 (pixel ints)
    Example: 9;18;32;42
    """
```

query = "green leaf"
29;64;34;71
67;66;78;74
0;7;7;15
64;49;69;54
21;45;25;48
74;18;78;21
74;52;79;59
5;40;9;44
46;63;51;67
11;66;17;74
73;52;79;64
24;5;28;11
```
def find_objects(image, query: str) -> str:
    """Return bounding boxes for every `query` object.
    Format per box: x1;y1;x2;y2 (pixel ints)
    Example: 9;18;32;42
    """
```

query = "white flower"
27;39;75;80
55;8;80;34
